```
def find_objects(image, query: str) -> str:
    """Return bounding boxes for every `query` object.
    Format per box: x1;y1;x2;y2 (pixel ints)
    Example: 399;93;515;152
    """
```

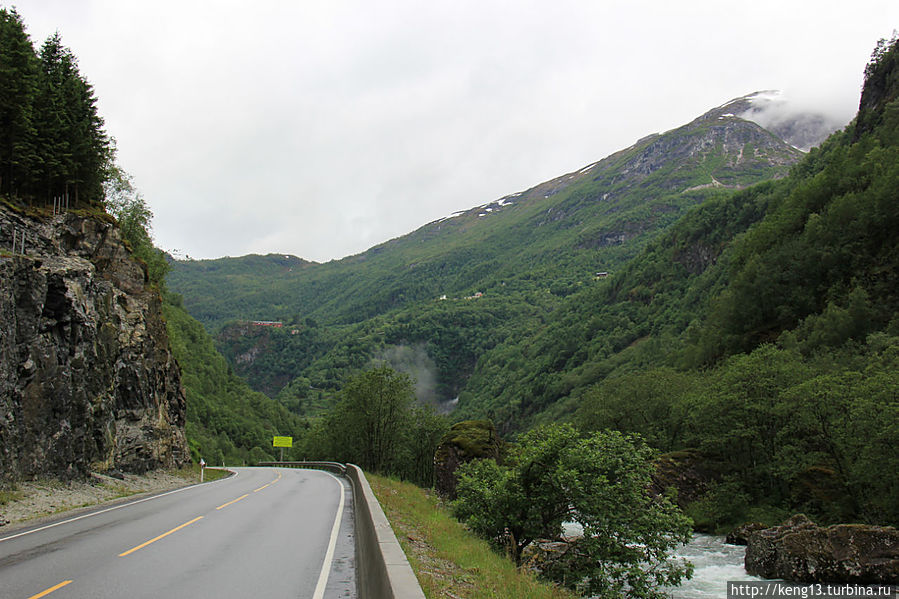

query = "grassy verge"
0;486;24;507
197;466;231;482
368;474;576;599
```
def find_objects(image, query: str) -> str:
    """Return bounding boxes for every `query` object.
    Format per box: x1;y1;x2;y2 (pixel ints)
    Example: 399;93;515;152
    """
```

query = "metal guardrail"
256;461;347;475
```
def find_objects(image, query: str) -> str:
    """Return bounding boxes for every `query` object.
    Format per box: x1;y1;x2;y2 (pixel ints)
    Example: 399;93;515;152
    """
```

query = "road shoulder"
0;467;223;532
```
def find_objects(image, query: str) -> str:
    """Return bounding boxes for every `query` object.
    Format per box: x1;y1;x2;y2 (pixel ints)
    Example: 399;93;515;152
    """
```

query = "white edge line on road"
0;469;239;544
312;470;347;599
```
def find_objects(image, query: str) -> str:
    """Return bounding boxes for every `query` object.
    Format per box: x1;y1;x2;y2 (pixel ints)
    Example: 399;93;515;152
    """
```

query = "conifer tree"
0;8;39;197
33;32;109;204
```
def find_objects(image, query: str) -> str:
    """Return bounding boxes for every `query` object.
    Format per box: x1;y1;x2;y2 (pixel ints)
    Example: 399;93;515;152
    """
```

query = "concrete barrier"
346;464;426;599
256;461;425;598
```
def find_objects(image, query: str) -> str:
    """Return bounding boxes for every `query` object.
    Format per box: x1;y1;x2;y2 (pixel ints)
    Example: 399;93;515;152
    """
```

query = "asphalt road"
0;467;356;599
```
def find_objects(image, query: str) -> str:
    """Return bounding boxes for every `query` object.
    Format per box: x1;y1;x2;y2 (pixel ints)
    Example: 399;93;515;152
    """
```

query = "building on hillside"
251;321;283;328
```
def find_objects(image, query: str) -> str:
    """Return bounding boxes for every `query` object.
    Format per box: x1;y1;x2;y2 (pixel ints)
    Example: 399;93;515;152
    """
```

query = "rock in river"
745;514;899;584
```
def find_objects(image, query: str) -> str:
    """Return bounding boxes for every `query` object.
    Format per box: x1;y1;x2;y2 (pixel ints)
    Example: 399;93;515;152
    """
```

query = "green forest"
0;8;110;205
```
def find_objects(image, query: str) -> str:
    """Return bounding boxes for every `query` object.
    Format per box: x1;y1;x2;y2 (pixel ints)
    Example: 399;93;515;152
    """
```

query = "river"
561;523;760;597
666;534;762;598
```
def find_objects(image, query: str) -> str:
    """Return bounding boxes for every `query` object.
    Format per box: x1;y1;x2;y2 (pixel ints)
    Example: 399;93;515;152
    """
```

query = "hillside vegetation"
162;295;308;466
455;37;899;430
451;37;899;529
169;92;811;416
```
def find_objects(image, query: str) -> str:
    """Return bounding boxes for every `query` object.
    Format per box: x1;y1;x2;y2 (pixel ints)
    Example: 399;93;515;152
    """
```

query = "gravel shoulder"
0;468;217;531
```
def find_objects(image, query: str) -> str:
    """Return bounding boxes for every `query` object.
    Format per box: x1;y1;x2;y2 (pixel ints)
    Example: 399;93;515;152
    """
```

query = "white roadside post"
199;458;206;482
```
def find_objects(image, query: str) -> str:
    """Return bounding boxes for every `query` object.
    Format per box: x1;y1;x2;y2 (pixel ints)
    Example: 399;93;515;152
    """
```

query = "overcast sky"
11;1;899;262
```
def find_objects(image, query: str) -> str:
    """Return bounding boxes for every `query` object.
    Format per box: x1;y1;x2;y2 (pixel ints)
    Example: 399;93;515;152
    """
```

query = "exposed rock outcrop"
650;449;715;508
726;522;767;546
521;538;579;578
434;419;503;499
720;91;846;152
745;514;899;584
1;205;188;480
855;36;899;140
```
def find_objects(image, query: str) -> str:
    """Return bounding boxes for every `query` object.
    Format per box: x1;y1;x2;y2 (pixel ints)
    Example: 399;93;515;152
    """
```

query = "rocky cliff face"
0;204;188;480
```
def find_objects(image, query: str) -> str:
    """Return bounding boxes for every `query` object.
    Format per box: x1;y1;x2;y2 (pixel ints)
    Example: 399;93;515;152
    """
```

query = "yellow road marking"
119;516;204;557
215;494;249;510
253;472;281;493
27;580;73;599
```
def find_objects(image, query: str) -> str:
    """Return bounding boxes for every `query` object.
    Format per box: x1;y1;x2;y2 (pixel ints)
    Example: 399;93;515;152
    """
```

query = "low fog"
376;344;443;407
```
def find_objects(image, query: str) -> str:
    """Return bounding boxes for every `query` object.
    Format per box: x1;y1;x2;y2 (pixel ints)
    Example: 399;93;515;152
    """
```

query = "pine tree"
0;8;39;197
33;33;72;200
34;32;110;205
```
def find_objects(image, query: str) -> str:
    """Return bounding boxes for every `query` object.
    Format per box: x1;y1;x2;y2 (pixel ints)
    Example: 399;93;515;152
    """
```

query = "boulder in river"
745;514;899;584
726;522;767;545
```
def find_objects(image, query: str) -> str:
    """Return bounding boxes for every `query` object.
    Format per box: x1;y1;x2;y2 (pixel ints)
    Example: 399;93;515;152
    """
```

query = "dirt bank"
0;468;217;530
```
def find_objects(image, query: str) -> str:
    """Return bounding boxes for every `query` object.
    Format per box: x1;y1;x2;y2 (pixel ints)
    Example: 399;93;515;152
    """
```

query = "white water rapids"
561;523;760;597
666;534;762;598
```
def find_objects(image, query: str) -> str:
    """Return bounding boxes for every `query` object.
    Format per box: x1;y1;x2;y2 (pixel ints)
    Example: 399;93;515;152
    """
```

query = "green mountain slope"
457;61;899;431
447;38;899;528
162;295;307;465
168;93;811;408
165;38;899;528
452;177;793;428
170;94;804;330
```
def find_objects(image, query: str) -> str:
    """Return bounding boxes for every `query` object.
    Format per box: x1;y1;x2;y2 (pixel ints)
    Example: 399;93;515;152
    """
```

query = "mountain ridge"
166;91;838;409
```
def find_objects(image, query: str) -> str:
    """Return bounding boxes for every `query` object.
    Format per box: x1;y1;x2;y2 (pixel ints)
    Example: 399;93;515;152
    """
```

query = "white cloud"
11;0;899;261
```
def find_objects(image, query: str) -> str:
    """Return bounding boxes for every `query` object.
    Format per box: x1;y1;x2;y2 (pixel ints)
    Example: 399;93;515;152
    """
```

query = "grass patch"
167;463;231;484
368;474;576;599
0;486;23;506
199;466;231;482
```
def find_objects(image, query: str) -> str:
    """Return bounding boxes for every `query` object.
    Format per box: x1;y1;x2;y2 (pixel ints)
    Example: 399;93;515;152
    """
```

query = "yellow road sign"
273;436;293;448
